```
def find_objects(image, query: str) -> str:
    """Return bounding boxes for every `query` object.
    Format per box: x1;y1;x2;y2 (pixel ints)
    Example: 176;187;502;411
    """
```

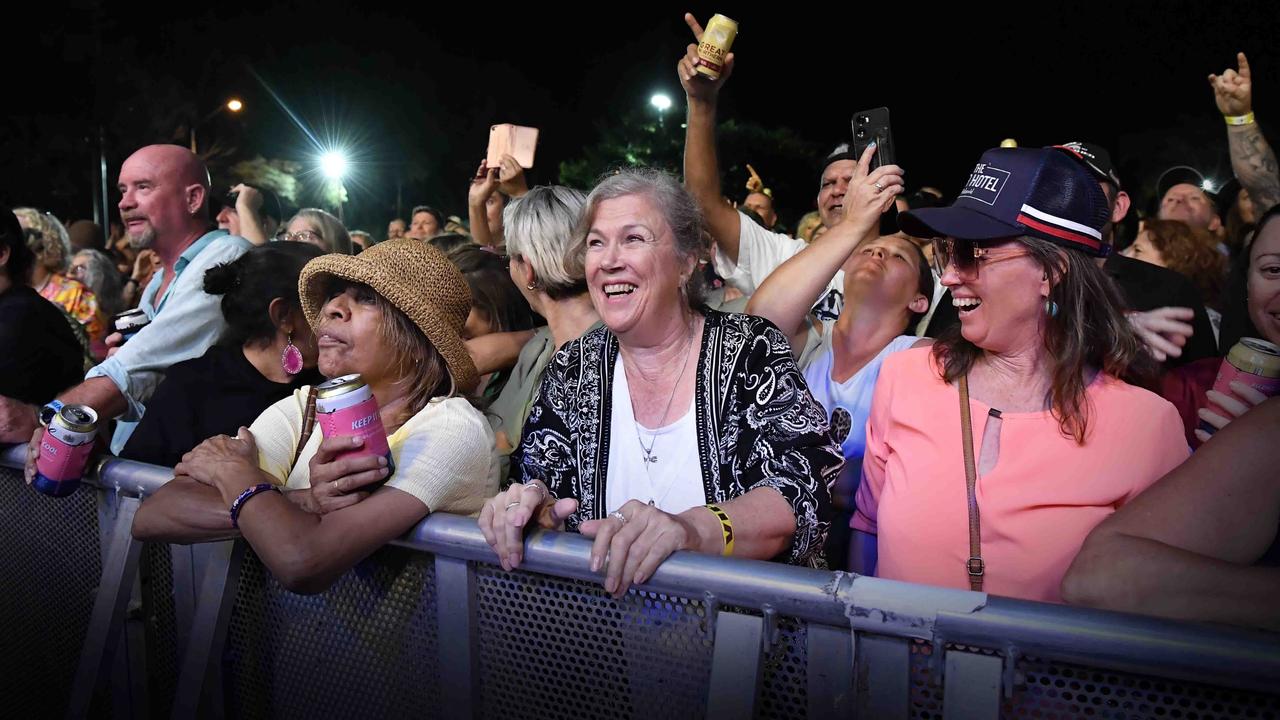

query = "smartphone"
852;107;895;170
487;124;539;169
851;107;899;234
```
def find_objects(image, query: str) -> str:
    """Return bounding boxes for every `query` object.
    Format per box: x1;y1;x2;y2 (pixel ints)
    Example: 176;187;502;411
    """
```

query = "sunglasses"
930;238;1031;279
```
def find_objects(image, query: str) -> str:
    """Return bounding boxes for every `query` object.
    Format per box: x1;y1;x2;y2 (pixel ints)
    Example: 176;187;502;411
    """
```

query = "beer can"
695;14;738;81
1198;338;1280;437
314;374;395;485
33;404;99;498
113;308;151;341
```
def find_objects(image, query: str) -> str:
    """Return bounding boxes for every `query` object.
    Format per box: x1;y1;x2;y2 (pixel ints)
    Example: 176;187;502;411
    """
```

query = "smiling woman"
854;147;1188;603
132;239;497;594
481;169;841;596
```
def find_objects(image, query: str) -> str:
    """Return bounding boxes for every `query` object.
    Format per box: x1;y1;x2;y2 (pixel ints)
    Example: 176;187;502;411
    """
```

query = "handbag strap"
291;387;318;471
958;374;985;592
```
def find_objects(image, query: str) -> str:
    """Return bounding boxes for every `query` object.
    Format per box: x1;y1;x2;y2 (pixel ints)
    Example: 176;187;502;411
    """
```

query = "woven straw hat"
298;239;479;394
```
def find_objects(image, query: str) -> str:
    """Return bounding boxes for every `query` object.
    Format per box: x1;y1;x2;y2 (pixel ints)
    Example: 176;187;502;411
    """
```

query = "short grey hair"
290;208;353;254
574;168;707;309
72;249;125;317
504;186;587;299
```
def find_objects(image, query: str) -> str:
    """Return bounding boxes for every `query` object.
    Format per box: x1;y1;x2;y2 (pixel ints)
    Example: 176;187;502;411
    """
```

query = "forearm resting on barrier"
1064;532;1280;630
682;486;797;560
132;476;241;543
1062;398;1280;629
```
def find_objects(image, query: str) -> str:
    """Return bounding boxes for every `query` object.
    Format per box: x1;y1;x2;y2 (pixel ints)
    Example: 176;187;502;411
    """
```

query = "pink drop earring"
281;332;304;375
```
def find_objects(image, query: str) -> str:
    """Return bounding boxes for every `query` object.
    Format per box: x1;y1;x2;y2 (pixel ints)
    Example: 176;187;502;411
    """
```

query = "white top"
606;354;705;515
803;332;919;464
713;211;844;317
249;389;499;516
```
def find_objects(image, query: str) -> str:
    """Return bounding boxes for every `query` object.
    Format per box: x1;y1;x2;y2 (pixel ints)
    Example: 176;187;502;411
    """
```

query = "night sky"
7;1;1279;233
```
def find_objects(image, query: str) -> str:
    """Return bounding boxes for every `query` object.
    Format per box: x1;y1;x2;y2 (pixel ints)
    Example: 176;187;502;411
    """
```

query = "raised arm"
679;13;742;261
1211;52;1280;215
747;145;902;346
467;160;500;250
1062;397;1280;629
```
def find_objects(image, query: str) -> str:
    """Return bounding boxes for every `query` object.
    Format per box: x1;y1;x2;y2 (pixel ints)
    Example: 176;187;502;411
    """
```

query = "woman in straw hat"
132;239;498;594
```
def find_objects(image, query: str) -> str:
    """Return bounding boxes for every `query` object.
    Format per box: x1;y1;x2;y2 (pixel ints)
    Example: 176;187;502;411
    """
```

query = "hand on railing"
479;480;577;572
579;500;700;599
174;427;264;503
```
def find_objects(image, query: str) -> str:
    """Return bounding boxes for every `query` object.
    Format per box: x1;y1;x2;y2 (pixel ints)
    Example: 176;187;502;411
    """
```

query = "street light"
320;150;350;222
190;98;245;153
650;93;673;112
321;151;348;180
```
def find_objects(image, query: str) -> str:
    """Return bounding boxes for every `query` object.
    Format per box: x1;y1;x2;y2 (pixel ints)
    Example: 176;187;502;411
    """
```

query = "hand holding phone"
487;124;539;170
851;107;900;234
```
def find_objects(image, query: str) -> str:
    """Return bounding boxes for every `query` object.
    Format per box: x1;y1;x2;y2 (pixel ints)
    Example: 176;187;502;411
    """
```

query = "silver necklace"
630;318;697;465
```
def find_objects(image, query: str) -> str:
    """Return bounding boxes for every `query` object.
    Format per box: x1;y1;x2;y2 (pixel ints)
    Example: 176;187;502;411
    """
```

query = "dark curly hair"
203;242;324;347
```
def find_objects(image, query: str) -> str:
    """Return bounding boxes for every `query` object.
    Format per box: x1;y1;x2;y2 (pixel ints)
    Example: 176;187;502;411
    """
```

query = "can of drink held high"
33;404;99;498
113;308;150;342
314;374;395;484
1198;337;1280;437
695;14;738;81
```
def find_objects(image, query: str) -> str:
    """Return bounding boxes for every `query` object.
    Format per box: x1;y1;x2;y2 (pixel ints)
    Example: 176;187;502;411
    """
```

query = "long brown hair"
932;236;1158;444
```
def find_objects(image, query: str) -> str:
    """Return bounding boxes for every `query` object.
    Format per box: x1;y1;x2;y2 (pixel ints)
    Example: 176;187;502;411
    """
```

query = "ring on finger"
873;181;885;192
609;510;628;525
521;482;546;503
505;501;522;511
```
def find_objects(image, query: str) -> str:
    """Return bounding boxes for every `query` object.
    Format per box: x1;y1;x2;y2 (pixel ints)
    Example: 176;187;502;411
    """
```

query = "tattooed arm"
1211;52;1280;214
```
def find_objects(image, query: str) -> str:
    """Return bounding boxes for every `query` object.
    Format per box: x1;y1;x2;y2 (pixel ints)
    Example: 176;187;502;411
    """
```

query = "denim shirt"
86;229;252;453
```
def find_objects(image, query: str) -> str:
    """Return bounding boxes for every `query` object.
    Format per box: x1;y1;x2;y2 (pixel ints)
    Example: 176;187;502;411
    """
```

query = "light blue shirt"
86;230;252;453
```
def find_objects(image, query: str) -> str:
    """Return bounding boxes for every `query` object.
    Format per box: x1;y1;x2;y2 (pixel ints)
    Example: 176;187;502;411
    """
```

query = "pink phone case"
487;124;539;169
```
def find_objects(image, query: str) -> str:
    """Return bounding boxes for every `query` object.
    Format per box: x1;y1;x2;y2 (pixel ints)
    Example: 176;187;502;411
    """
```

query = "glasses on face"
277;229;323;244
69;264;89;278
930;238;1031;279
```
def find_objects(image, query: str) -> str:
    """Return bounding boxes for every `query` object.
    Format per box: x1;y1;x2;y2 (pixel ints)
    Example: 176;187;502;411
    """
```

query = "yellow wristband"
705;504;735;556
1225;112;1256;126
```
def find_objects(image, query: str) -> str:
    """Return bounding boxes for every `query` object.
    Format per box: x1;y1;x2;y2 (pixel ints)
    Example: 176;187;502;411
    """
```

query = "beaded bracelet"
705;504;735;557
230;483;281;528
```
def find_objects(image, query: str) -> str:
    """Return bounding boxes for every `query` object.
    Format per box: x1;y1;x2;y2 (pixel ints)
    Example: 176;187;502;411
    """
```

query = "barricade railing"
4;444;1278;719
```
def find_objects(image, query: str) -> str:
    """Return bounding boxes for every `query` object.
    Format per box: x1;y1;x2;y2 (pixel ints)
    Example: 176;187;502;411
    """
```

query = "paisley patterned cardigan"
510;309;842;566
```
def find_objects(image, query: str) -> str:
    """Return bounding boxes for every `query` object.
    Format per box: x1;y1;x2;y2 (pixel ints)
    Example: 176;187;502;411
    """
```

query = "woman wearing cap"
480;169;841;597
747;143;933;571
132;239;498;594
854;147;1187;603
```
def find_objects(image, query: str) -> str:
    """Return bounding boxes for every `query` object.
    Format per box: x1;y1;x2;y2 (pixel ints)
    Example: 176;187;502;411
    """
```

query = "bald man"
1;144;252;452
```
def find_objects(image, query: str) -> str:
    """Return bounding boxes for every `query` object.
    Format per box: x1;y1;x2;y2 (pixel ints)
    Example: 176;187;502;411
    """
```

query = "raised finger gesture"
1209;51;1252;117
677;13;734;102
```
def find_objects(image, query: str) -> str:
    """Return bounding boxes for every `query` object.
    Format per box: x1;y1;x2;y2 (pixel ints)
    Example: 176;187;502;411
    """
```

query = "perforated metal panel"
473;562;715;719
758;616;808;719
0;469;104;719
1005;654;1280;719
909;638;1280;719
141;541;179;717
221;545;440;719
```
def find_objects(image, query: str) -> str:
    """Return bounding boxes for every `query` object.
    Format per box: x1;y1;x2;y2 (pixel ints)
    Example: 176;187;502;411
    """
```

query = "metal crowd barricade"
3;445;1279;719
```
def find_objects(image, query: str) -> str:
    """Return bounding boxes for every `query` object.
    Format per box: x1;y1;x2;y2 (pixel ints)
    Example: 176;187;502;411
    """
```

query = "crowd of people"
2;18;1277;631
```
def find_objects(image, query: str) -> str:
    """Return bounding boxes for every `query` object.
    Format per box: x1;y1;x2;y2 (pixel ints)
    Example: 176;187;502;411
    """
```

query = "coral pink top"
854;347;1188;603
